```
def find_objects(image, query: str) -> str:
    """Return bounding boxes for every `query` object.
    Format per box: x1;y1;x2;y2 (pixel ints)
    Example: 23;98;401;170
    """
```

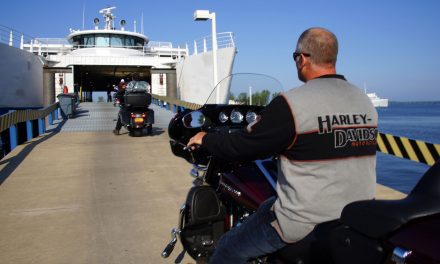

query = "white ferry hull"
176;47;236;105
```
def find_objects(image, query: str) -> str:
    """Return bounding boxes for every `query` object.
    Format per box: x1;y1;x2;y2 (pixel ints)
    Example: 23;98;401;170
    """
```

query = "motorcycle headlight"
245;111;257;124
230;109;243;124
219;112;229;123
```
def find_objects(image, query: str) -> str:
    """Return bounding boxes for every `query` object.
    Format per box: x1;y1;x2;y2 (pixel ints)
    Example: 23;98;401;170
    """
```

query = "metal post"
38;118;44;135
48;112;53;125
9;31;13;46
26;120;33;141
249;86;252;105
211;13;219;103
194;40;198;55
203;38;207;53
9;125;17;150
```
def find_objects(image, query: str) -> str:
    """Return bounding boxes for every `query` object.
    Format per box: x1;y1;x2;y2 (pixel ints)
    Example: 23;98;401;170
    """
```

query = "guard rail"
0;103;60;158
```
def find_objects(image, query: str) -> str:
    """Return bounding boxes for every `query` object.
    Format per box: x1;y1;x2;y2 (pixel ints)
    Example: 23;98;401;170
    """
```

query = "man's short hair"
296;27;338;66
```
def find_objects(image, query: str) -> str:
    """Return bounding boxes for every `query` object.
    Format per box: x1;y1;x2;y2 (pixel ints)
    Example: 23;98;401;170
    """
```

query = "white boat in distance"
367;92;389;107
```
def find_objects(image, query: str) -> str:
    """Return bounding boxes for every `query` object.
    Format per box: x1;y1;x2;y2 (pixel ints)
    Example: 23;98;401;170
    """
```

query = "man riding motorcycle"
187;27;378;263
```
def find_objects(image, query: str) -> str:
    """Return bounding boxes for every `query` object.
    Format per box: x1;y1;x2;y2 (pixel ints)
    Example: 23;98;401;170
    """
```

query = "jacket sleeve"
202;96;296;161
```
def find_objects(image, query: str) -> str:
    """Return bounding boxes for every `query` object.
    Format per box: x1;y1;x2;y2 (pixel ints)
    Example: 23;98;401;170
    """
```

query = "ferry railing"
0;103;60;159
17;32;234;58
191;32;235;55
151;94;440;166
24;43;189;59
0;24;38;49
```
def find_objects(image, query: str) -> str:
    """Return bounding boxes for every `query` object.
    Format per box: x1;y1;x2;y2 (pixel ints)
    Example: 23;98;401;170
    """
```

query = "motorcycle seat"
340;161;440;239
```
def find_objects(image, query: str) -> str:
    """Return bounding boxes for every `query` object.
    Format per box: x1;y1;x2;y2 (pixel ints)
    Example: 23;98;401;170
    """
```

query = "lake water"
376;102;440;193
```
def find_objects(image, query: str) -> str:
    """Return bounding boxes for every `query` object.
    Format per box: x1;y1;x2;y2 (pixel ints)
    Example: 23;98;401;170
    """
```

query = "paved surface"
0;102;404;264
0;103;196;264
49;102;174;132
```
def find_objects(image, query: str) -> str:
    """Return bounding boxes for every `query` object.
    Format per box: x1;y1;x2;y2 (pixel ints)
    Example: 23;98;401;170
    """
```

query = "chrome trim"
178;203;186;230
219;181;242;197
392;247;412;264
189;164;208;179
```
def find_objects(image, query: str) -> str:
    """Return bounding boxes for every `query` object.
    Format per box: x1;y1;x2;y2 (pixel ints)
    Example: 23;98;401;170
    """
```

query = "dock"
0;103;405;264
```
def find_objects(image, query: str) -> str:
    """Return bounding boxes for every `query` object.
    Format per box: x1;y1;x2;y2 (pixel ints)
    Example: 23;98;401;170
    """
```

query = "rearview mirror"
183;111;206;128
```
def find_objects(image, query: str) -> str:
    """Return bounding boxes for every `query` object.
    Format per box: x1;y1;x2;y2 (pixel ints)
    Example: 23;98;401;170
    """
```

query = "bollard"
26;120;33;141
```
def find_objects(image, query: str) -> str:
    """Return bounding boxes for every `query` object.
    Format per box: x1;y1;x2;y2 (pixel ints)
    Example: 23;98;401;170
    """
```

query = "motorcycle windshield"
204;73;284;106
126;81;150;93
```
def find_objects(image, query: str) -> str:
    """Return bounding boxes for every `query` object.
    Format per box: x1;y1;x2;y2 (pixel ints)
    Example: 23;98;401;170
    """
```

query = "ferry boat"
1;6;236;107
367;92;389;107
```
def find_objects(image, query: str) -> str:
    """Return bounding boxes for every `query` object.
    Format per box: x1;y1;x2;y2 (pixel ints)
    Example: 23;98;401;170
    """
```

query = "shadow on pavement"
0;119;67;185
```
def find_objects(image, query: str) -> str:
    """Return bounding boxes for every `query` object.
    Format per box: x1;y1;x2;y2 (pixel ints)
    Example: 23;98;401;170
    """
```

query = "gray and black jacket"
203;74;378;242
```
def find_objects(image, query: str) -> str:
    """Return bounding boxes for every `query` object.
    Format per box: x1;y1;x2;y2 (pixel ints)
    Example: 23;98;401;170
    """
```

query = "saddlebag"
180;186;226;260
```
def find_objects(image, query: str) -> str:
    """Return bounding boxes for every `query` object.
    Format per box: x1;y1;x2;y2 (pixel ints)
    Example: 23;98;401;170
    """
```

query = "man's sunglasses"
293;52;311;61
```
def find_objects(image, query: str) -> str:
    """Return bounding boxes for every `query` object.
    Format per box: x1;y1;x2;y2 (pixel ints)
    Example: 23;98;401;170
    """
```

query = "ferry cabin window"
111;35;124;47
96;35;110;47
71;34;145;49
84;35;95;47
125;37;135;47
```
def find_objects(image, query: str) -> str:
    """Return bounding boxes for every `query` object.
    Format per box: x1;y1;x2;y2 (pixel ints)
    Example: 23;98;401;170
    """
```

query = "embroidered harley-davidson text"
318;114;371;134
334;128;377;148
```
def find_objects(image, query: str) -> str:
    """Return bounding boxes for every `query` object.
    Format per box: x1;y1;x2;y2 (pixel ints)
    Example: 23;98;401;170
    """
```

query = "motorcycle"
162;73;440;264
114;81;154;136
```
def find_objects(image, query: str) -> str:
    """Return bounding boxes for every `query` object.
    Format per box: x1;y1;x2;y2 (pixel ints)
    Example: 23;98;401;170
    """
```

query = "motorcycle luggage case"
124;92;151;107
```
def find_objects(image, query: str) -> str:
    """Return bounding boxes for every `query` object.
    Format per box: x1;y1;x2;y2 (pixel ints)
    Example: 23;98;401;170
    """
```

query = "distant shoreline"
388;101;440;104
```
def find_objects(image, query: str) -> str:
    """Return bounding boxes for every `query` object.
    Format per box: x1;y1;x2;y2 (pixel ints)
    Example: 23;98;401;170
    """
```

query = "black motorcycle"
162;73;440;264
115;81;154;136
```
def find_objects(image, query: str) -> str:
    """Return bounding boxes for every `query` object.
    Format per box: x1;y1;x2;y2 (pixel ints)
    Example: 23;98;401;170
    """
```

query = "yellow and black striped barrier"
377;133;440;166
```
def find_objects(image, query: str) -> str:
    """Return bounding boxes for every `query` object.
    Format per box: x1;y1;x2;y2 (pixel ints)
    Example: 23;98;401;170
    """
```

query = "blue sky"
1;0;439;101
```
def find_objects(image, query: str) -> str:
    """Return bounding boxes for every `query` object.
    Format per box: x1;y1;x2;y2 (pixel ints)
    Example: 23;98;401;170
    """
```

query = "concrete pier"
0;103;405;264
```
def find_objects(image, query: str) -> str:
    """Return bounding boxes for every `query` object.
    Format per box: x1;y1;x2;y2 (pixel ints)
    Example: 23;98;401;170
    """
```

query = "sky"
1;0;439;101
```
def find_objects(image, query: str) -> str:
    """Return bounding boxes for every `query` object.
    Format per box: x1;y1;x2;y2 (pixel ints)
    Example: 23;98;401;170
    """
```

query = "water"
376;102;440;194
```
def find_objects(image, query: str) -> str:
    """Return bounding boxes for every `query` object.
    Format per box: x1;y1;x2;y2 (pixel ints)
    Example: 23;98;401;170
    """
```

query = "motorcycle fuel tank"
219;162;276;210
